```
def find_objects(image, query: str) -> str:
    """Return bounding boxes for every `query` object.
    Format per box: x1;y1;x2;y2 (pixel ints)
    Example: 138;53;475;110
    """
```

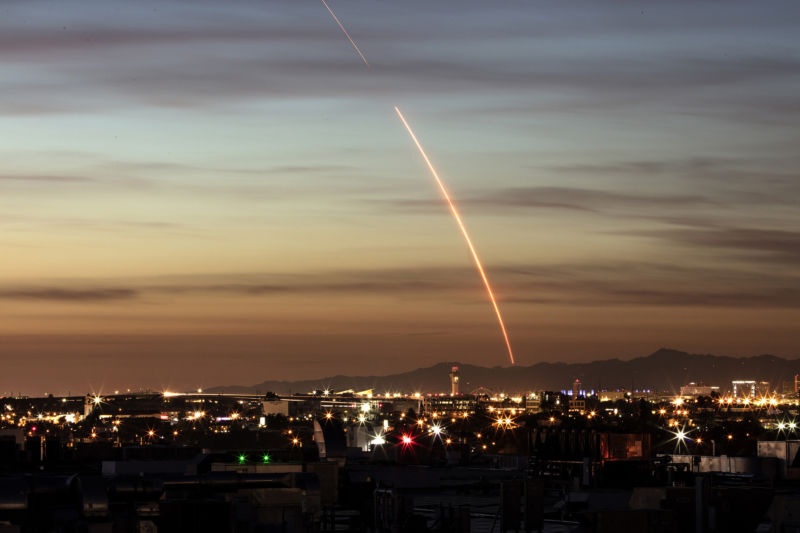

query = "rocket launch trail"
394;107;516;366
317;0;515;364
319;0;370;67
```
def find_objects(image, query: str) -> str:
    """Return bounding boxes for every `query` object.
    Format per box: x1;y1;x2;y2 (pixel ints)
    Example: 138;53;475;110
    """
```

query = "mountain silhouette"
207;348;799;395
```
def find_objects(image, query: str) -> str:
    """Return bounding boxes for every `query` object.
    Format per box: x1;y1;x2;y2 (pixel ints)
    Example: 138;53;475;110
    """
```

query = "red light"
31;426;37;432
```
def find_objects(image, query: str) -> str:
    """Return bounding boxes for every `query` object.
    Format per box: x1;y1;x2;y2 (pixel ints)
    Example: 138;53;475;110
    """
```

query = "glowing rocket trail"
319;0;370;67
315;2;515;365
394;106;515;365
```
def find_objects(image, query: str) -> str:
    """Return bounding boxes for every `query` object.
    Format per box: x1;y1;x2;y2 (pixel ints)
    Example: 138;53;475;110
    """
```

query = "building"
732;380;757;398
679;383;712;397
262;398;289;416
568;397;585;412
424;395;477;417
449;366;460;396
572;379;582;398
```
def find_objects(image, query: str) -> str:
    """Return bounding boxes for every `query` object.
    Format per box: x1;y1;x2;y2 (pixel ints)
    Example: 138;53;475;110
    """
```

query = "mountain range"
207;348;800;395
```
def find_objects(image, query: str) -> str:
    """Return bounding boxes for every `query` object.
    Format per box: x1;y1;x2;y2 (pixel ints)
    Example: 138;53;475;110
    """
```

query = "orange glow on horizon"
319;0;370;67
394;106;515;365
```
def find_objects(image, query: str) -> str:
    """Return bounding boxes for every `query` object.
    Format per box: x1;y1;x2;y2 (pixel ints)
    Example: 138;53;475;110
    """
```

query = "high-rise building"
449;366;460;396
572;379;582;398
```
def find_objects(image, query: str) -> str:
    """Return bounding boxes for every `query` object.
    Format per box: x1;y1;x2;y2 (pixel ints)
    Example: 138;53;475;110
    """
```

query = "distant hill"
207;348;800;395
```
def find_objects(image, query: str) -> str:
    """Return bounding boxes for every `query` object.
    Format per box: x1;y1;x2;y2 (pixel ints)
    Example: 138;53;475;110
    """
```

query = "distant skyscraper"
572;379;581;398
449;366;460;396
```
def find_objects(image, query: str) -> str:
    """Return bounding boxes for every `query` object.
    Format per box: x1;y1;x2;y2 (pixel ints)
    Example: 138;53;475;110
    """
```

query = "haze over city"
2;0;799;395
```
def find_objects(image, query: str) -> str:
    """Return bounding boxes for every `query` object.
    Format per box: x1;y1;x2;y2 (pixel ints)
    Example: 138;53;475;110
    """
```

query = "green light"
238;454;246;464
262;453;271;463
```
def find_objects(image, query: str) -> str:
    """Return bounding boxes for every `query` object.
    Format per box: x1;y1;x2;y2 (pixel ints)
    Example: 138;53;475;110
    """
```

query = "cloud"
2;0;799;121
548;157;799;189
0;175;93;183
634;227;800;262
379;186;714;214
0;288;138;301
4;259;799;308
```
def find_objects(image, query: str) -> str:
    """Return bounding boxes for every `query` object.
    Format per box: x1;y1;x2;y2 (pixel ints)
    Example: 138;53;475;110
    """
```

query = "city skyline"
2;0;800;394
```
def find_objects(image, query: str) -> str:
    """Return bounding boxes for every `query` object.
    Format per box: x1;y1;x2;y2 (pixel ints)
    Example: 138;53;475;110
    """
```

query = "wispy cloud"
633;227;800;263
4;260;799;308
0;288;138;301
379;186;715;214
0;175;93;183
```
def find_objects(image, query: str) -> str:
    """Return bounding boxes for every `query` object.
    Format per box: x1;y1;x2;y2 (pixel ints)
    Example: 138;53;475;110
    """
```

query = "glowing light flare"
494;415;517;430
667;424;694;453
394;106;515;365
319;0;370;66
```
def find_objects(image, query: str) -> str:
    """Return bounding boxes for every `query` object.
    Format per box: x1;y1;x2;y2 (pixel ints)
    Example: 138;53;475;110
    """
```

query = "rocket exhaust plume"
394;106;515;365
319;0;370;67
314;2;515;365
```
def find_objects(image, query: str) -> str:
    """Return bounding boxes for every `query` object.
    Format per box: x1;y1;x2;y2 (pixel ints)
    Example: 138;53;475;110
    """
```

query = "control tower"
449;366;460;396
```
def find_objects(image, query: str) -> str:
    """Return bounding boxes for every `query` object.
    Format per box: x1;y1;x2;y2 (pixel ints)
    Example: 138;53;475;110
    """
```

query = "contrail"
319;0;370;67
394;106;515;365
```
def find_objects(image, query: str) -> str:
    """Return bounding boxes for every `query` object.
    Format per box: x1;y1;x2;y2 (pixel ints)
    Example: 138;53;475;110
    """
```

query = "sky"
1;0;799;395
